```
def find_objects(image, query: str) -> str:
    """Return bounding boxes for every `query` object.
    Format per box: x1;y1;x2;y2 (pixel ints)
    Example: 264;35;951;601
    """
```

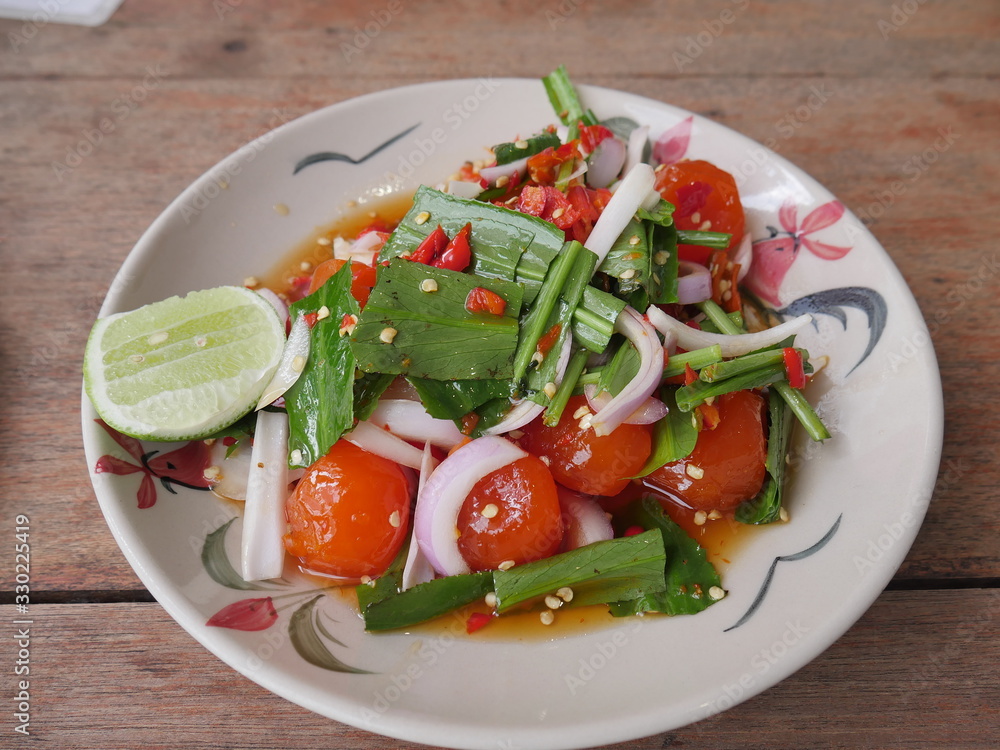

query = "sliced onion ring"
240;410;289;582
479;157;528;185
369;399;464;450
646;304;813;358
401;444;437;590
255;288;289;327
590;307;664;437
414;436;527;576
623;124;650;177
676;260;713;305
346;421;424;470
585;163;656;264
583;384;668;425
256;313;310;410
732;231;753;282
559;489;613;551
586;136;627;189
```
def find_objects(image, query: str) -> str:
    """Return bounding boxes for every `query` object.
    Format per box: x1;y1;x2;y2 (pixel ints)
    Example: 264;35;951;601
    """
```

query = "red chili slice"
783;347;806;389
410;225;448;265
465;287;507;316
433;222;472;272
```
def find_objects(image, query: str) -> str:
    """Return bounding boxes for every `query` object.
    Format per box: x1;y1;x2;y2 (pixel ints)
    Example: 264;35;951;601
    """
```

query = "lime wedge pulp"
84;285;286;441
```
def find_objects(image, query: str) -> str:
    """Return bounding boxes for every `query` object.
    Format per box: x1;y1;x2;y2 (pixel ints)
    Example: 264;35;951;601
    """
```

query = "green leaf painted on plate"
201;518;272;591
288;595;371;674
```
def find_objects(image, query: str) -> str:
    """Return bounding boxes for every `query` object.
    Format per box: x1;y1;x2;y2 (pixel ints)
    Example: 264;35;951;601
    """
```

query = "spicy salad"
84;67;830;634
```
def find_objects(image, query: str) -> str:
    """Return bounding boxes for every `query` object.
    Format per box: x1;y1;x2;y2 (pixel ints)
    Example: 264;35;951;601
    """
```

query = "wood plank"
3;589;997;748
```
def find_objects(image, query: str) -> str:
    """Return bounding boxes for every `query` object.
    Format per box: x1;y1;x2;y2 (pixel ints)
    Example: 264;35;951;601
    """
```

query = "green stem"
675;364;786;412
544;348;589;426
662;345;724;378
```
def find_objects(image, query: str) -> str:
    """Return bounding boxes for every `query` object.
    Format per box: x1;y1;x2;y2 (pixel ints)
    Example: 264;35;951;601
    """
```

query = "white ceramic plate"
82;79;943;749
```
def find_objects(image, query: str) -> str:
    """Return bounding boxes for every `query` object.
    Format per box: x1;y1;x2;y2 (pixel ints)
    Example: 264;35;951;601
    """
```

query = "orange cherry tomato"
517;395;653;497
284;441;411;579
457;456;563;571
308;258;377;308
654;159;745;263
645;390;767;511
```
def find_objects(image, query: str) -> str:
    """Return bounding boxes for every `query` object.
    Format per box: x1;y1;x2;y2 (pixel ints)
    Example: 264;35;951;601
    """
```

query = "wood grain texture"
0;1;997;747
1;590;996;749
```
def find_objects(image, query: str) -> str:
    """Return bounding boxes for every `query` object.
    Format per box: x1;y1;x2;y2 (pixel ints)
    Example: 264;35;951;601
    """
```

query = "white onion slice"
256;313;310;410
583;384;668;425
352;230;386;254
647;305;813;358
623;124;650;176
586;136;627;189
584;163;656;264
240;410;289;582
479;157;529;186
346;421;424;470
401;444;438;590
732;231;753;282
414;437;527;576
676;260;713;305
255;288;289;328
369;399;465;450
559;489;614;550
445;180;484;199
483;399;544;436
590;307;664;437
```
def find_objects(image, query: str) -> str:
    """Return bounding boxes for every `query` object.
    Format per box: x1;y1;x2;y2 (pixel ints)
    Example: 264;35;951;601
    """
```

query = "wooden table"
2;1;997;747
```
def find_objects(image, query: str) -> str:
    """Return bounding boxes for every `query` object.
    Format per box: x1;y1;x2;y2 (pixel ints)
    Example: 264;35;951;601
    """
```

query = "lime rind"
84;286;286;441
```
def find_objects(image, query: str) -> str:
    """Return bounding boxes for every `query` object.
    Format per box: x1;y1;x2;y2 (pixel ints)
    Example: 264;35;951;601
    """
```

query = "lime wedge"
84;286;286;441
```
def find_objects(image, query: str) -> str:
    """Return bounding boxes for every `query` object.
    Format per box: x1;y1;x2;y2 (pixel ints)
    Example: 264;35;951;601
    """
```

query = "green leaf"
201;518;272;591
492;531;667;613
609;497;722;617
289;596;371;673
360;572;494;632
352;372;395;422
597;218;648;297
647;222;679;305
355;540;409;612
351;259;523;381
285;263;359;468
736;388;793;524
493;131;560;165
631;387;699;477
637;199;676;227
378;186;564;305
407;376;512;421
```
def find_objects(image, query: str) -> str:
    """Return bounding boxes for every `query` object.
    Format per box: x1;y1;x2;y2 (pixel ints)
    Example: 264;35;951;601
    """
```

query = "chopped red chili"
783;347;806;389
465;287;507;316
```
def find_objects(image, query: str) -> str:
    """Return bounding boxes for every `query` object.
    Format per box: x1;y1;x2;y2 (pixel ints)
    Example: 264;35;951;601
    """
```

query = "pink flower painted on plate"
93;419;213;509
206;597;278;631
743;200;851;306
652;116;693;165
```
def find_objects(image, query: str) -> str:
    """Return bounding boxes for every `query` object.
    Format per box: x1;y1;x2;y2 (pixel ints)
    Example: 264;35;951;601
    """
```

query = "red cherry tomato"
645;390;767;511
457;456;563;571
654;160;746;263
308;258;377;308
517;395;653;497
284;441;411;579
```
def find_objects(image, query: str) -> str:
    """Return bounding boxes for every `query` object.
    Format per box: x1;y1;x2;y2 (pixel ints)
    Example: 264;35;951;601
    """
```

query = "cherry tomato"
284;441;411;579
645;390;767;511
457;456;563;571
517;395;653;497
308;258;377;308
654;160;746;263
